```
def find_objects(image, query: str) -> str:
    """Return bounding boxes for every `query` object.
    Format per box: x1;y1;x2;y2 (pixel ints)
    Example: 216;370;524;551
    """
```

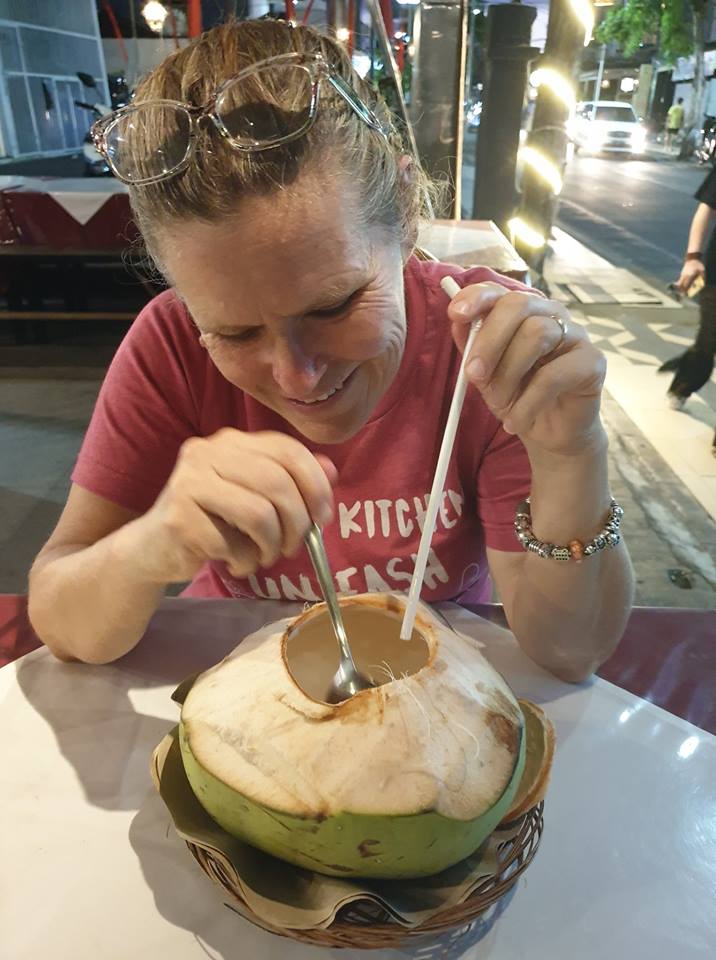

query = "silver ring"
550;314;568;351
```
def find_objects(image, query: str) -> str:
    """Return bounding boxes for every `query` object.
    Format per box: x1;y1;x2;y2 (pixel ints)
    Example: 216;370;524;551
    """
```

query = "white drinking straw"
400;276;482;640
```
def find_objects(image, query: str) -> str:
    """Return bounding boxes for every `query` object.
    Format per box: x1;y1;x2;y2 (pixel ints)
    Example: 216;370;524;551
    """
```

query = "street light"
142;1;169;34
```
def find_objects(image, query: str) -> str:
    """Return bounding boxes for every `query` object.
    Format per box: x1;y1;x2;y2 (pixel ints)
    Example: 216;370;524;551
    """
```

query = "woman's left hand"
448;282;606;457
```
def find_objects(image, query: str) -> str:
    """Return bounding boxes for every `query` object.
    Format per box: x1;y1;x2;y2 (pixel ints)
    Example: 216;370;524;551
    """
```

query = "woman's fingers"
213;457;311;559
447;284;572;387
501;346;606;436
481;313;580;414
238;432;336;527
194;476;284;568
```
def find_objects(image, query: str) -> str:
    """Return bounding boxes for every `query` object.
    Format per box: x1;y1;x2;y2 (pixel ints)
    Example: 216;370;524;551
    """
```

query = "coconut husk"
500;700;556;823
150;689;550;932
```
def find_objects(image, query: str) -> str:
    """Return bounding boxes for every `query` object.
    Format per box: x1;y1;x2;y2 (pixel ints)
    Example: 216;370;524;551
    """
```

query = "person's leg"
662;284;716;405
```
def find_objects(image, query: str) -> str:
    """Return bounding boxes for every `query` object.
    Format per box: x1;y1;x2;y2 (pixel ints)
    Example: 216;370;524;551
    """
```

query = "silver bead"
584;543;597;556
594;535;607;550
604;520;619;534
538;543;554;559
527;540;542;554
606;532;621;546
516;531;531;545
612;504;624;520
551;546;571;562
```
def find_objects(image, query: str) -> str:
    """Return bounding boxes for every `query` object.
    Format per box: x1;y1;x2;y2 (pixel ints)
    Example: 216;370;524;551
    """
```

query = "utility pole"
472;2;539;233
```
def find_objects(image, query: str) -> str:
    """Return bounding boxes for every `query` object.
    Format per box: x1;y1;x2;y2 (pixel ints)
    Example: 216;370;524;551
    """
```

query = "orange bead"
569;539;585;562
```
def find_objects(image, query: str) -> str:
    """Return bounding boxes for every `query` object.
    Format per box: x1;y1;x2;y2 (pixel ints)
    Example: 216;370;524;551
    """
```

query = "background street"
558;155;709;289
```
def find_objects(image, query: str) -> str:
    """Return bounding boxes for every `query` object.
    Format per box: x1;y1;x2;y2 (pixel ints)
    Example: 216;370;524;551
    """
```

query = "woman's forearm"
687;203;716;255
28;519;167;665
508;430;634;682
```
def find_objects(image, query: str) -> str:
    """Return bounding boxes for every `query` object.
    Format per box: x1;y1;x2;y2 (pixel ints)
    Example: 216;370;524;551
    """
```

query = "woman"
28;20;633;679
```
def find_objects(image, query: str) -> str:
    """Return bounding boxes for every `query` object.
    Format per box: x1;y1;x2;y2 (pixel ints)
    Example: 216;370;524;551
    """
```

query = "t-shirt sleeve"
71;293;202;514
476;425;532;551
696;167;716;208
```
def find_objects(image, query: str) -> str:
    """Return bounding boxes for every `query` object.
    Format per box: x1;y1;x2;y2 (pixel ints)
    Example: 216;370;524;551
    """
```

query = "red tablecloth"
2;595;714;734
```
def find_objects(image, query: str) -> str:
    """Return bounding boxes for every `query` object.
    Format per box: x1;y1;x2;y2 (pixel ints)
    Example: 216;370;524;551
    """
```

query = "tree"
597;0;714;154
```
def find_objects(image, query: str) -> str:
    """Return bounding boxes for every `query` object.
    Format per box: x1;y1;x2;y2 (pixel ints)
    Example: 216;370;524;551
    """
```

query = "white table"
1;598;714;959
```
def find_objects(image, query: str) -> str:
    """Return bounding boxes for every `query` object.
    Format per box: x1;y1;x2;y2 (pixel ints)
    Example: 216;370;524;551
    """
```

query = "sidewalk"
545;229;716;608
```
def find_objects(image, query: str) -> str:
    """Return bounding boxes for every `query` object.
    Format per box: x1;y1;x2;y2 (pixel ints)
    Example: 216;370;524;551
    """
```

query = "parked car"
569;101;647;157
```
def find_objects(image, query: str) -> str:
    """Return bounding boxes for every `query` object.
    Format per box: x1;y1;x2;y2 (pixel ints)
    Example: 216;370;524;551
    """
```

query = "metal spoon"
304;523;375;703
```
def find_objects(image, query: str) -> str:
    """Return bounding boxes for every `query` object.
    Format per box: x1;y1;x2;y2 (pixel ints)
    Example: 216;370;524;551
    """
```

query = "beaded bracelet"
514;497;623;562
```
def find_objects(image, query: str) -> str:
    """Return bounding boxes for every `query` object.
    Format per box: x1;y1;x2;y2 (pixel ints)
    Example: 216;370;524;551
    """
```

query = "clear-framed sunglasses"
92;52;388;185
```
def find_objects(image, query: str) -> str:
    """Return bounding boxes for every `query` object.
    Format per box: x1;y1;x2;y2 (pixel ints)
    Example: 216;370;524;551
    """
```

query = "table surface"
1;596;714;960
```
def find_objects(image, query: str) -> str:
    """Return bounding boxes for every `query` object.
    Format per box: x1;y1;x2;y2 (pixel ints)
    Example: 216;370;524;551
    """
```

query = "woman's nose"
271;333;328;399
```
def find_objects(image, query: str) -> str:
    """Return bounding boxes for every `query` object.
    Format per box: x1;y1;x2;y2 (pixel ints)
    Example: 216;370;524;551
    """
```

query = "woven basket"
186;802;544;951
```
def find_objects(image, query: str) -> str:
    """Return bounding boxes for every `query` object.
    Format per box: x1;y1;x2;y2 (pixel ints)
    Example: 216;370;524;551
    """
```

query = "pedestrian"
665;97;685;149
27;19;632;679
659;164;716;455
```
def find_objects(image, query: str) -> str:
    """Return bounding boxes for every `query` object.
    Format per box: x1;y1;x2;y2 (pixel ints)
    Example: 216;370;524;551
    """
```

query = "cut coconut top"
181;593;523;822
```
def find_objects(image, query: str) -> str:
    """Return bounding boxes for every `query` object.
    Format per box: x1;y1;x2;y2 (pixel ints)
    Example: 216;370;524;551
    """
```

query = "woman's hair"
128;18;432;264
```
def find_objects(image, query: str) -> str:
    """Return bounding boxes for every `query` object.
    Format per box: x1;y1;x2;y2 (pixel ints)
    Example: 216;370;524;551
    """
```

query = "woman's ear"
398;154;413;186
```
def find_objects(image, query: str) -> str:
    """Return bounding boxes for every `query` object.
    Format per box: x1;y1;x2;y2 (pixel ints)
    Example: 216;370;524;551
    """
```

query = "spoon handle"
304;523;356;667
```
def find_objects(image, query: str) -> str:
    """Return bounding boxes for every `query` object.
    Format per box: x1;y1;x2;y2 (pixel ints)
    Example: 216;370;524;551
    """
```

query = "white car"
570;101;647;156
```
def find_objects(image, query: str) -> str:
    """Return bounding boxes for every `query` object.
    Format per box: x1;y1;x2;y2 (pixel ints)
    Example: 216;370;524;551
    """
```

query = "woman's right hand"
134;429;337;583
676;258;706;293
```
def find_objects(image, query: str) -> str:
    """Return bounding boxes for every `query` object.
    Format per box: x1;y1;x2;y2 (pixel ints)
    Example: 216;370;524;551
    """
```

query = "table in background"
0;177;151;328
1;596;714;959
418;220;530;283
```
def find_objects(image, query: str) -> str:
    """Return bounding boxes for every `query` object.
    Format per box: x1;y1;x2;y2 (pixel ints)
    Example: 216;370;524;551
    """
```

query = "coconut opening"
285;602;431;703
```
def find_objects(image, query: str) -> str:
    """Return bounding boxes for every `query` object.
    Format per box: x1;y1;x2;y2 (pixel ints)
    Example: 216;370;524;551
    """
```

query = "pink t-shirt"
72;257;531;604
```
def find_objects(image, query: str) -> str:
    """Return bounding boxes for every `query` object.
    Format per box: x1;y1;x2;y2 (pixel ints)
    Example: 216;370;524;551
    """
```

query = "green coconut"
179;593;526;879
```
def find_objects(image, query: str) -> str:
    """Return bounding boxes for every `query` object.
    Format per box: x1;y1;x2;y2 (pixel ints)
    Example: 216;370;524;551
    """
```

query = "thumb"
315;454;339;487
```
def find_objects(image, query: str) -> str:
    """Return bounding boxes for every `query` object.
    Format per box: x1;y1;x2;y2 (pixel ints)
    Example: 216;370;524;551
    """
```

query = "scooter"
74;71;129;176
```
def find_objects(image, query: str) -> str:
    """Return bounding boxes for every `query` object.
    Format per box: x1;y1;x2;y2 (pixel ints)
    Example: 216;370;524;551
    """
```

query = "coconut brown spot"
486;710;520;753
358;839;381;858
491;687;522;724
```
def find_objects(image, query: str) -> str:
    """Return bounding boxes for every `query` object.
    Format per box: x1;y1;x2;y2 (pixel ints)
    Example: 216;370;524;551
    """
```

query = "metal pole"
593;43;606;109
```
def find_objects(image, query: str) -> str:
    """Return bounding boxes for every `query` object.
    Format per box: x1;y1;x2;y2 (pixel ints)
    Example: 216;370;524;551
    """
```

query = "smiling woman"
27;18;633;680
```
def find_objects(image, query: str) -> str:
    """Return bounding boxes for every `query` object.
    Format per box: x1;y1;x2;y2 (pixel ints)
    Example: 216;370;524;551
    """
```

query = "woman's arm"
29;486;168;664
29;431;336;665
447;283;635;682
487;431;633;683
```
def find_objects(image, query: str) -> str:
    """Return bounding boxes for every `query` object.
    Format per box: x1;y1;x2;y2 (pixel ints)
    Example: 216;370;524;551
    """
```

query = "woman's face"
159;175;408;444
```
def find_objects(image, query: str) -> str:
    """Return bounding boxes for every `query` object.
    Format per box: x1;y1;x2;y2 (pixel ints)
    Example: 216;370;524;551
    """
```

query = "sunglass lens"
216;64;313;146
105;104;192;183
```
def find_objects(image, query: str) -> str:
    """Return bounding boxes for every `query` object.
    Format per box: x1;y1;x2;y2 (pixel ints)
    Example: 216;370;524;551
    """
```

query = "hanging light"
530;67;576;113
519;146;564;196
143;1;169;34
336;27;351;42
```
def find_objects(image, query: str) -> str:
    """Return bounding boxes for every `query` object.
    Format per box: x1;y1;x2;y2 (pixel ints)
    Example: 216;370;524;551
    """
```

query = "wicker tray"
186;802;544;951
